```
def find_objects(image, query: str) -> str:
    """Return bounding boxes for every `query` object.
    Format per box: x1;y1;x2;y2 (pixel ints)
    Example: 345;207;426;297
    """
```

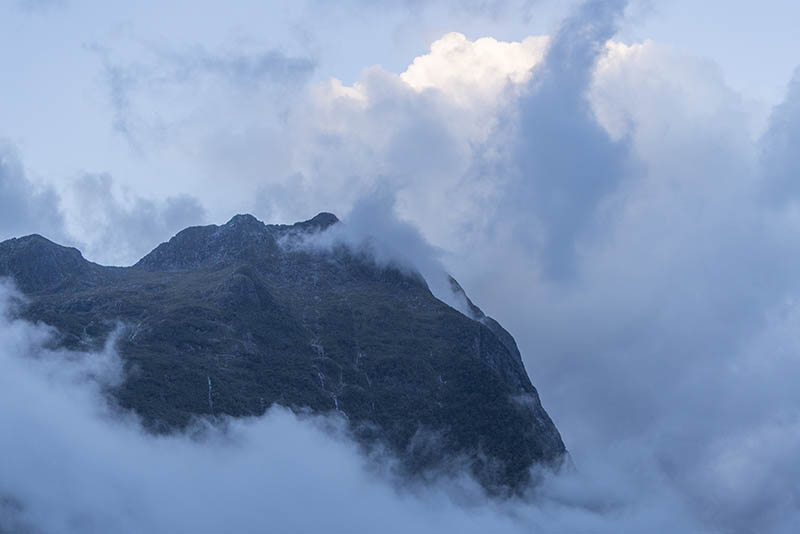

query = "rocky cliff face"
0;213;565;493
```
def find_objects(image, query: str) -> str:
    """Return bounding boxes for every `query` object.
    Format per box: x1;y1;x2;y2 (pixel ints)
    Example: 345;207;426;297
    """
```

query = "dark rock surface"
0;213;565;493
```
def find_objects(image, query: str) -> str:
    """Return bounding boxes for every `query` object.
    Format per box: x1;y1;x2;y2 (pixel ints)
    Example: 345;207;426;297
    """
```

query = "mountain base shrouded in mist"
0;212;565;494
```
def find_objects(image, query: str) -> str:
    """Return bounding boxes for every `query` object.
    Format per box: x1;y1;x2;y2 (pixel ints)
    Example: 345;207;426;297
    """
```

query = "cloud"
250;1;800;531
400;32;548;106
437;3;800;532
253;64;480;227
62;173;207;266
253;0;629;275
760;66;800;204
251;28;553;247
497;0;630;278
0;278;721;534
0;142;66;243
284;195;472;315
97;42;316;155
0;142;206;266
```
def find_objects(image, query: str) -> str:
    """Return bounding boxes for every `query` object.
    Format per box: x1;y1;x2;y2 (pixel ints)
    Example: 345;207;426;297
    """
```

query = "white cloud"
400;32;549;106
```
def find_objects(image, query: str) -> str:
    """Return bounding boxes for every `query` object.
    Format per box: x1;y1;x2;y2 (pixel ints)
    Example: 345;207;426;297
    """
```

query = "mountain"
0;213;566;493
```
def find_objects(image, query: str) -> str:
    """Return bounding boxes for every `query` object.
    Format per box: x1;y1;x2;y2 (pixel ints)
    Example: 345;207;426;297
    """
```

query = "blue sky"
622;0;800;105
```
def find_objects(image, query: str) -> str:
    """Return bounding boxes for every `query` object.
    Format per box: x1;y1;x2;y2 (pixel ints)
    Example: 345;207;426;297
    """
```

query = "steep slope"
0;213;565;493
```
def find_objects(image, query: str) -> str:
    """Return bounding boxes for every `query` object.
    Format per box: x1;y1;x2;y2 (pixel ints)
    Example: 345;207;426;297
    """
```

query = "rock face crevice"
0;213;565;493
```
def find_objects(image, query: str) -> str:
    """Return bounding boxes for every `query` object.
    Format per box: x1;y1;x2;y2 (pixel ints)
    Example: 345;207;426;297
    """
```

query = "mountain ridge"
0;213;566;494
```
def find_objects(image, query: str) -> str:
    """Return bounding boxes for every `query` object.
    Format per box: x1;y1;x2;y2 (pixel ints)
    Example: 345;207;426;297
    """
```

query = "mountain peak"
12;233;77;250
134;212;341;272
0;234;90;293
222;212;339;233
224;213;265;229
294;212;339;231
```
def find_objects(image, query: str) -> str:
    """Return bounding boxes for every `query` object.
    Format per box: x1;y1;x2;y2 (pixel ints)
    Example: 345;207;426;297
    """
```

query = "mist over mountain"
0;212;565;494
